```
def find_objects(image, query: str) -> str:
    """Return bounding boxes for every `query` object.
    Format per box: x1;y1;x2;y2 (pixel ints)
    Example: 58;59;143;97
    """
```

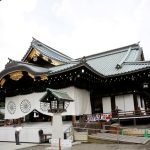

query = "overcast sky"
0;0;150;70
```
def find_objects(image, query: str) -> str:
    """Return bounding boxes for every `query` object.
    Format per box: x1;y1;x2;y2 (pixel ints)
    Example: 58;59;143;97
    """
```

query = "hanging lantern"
143;83;149;89
81;69;85;73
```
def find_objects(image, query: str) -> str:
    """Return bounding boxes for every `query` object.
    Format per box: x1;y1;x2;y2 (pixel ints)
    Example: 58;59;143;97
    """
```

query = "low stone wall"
73;130;88;142
0;126;51;143
122;128;150;136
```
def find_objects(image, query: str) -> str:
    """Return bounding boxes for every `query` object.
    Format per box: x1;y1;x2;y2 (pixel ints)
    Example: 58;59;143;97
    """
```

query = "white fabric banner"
61;87;91;116
5;86;91;119
102;97;111;113
115;94;134;111
5;92;53;119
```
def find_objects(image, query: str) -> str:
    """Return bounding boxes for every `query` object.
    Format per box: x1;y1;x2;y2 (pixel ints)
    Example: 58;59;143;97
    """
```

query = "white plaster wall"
0;126;50;143
102;97;111;113
0;122;72;142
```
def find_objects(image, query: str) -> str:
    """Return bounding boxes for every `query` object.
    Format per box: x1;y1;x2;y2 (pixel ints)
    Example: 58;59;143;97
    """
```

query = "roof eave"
48;62;105;78
0;61;49;80
107;66;150;78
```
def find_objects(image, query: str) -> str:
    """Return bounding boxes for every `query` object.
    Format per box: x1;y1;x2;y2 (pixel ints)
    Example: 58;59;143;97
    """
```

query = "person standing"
15;125;22;145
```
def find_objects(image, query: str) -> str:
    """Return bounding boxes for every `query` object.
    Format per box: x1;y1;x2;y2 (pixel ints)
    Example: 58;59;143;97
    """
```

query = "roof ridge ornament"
80;56;86;63
5;58;18;69
116;47;132;69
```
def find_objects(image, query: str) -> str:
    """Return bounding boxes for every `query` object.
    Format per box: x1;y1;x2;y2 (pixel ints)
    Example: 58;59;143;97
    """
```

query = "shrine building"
0;38;150;124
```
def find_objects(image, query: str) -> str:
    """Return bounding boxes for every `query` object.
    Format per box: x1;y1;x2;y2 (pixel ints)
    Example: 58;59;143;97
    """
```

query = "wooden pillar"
144;98;147;110
72;115;76;126
133;118;136;126
90;91;95;114
133;93;138;111
99;96;103;113
111;96;116;117
4;119;7;126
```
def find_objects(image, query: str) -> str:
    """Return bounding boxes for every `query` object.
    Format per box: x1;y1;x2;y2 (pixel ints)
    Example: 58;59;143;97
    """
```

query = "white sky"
0;0;150;70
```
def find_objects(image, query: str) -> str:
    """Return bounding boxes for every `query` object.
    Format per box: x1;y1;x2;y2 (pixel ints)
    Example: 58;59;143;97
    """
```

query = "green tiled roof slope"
2;42;150;80
85;43;150;76
47;88;74;101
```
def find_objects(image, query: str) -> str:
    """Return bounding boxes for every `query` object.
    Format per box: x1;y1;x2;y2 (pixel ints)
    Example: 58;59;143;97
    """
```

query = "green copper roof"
1;42;150;80
22;38;73;63
85;43;149;76
46;43;150;76
47;88;74;102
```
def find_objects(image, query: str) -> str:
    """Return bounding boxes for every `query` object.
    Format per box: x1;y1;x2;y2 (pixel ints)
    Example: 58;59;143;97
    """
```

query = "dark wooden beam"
133;93;138;110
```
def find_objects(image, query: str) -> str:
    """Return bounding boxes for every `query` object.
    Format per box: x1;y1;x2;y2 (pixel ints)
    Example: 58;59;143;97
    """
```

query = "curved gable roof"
85;43;146;76
1;42;149;80
0;60;49;80
22;38;73;63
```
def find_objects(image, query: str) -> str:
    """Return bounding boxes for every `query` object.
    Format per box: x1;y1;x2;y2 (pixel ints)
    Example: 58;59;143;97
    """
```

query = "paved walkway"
0;142;39;150
72;143;150;150
1;142;150;150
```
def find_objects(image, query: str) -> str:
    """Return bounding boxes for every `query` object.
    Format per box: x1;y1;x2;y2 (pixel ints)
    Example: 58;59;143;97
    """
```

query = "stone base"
48;139;72;149
45;146;70;150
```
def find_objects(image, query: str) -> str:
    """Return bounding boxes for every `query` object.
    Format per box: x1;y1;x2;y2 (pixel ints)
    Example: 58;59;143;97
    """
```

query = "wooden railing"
79;110;150;123
114;109;150;118
73;126;150;144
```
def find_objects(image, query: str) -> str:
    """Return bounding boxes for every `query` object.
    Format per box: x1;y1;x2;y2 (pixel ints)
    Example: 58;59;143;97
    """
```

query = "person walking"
15;125;22;145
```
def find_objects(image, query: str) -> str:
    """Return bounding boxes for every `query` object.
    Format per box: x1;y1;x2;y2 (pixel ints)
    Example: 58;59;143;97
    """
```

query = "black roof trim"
107;66;150;78
124;61;150;65
0;61;49;80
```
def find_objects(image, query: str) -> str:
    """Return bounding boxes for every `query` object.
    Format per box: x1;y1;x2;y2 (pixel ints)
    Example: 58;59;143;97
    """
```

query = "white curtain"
5;92;53;119
5;86;92;119
137;95;141;108
115;94;134;112
61;86;91;116
102;97;111;113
